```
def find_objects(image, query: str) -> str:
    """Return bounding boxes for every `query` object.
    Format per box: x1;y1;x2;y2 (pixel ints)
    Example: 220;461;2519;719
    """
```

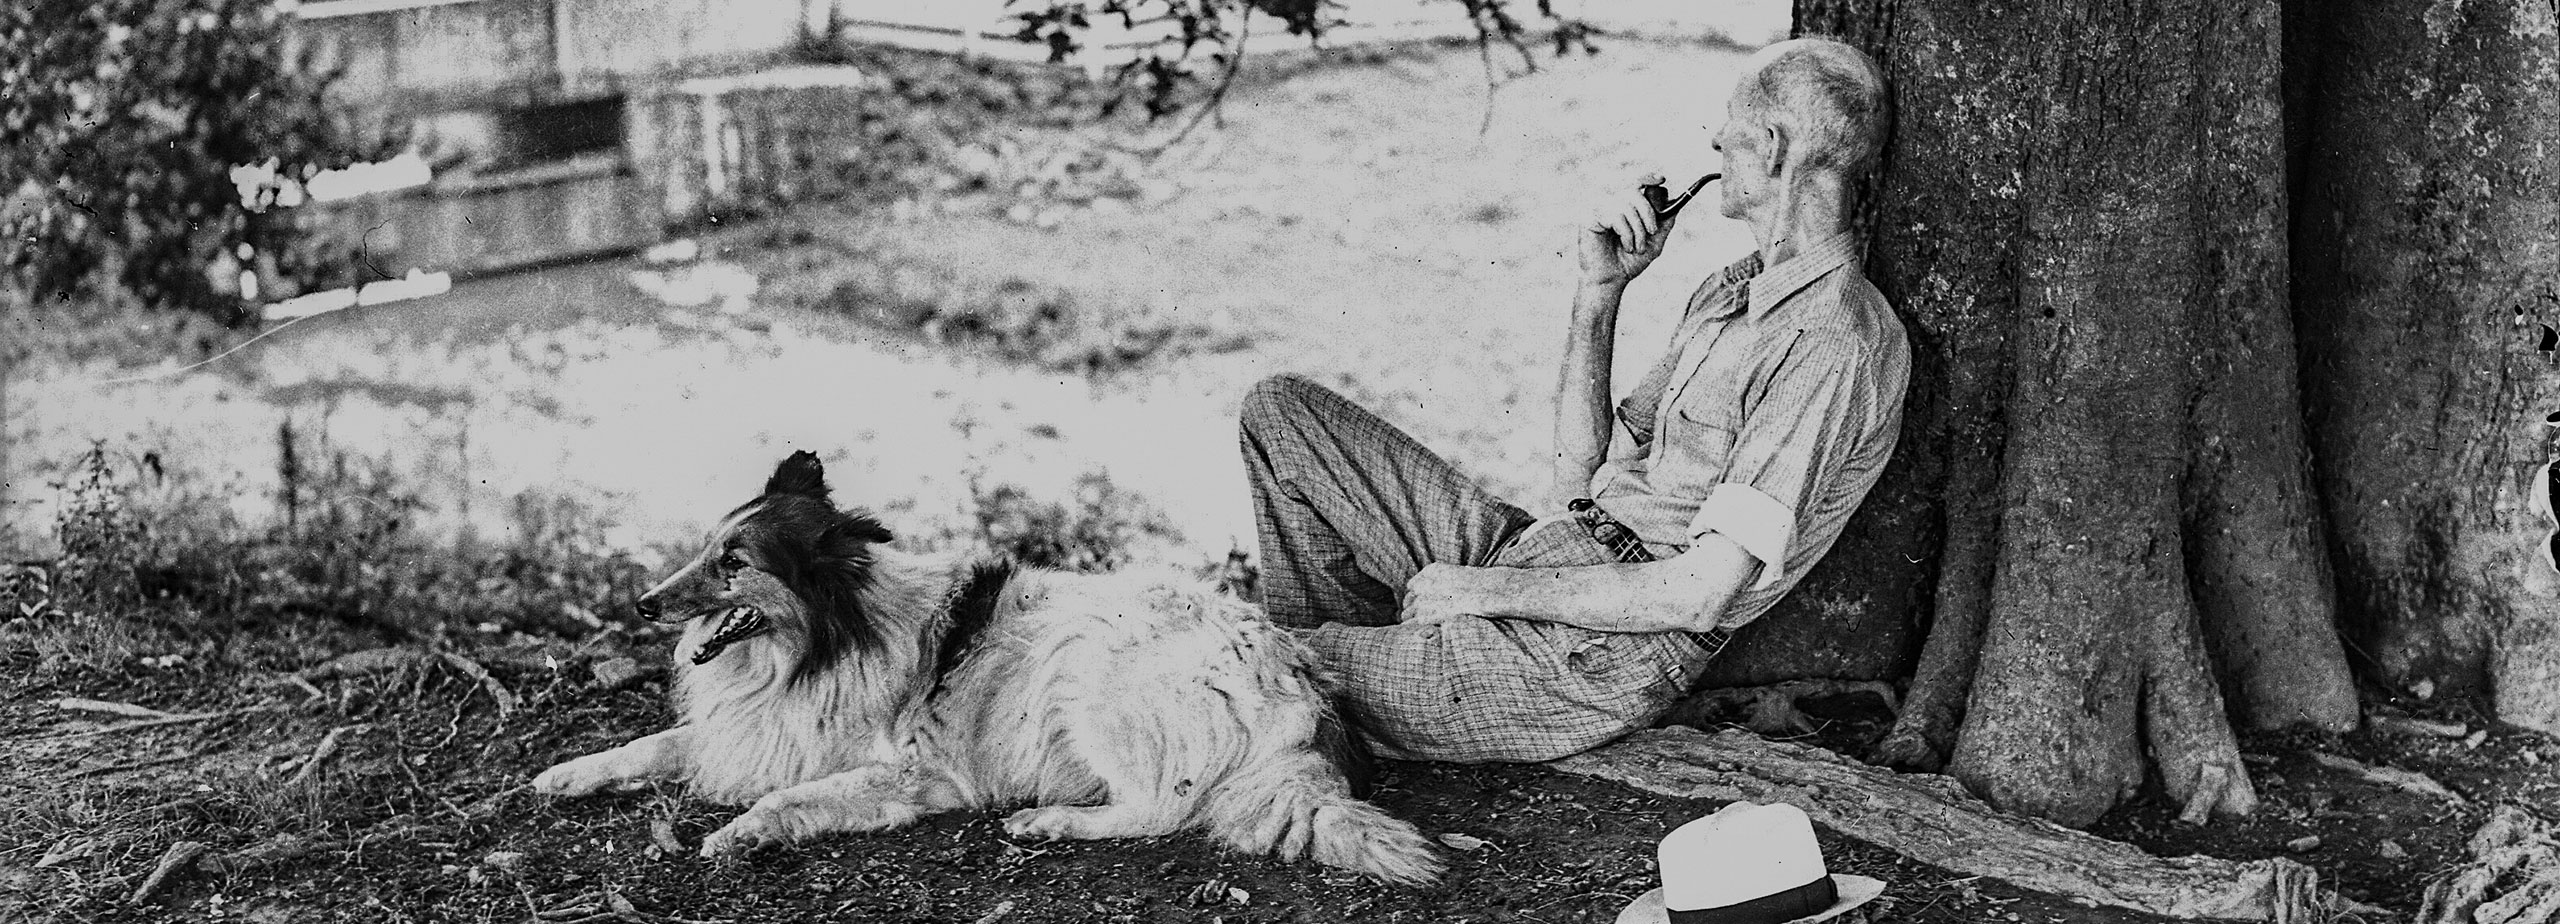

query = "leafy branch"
1001;0;1596;135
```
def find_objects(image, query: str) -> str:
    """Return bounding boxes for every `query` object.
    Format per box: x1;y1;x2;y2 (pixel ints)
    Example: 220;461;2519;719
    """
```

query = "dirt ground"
4;604;2553;924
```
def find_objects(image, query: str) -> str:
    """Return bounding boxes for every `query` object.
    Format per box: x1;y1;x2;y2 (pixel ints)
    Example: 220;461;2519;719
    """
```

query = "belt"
1567;498;1734;659
1567;497;1657;563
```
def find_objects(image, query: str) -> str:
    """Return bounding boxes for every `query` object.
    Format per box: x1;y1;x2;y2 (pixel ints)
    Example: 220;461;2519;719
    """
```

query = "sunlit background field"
3;3;1783;581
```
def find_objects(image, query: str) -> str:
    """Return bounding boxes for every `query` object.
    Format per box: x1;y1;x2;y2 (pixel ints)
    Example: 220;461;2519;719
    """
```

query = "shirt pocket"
1666;402;1742;477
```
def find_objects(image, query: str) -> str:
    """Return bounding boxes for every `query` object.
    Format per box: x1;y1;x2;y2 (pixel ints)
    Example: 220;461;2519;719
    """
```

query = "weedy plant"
815;266;1247;376
968;470;1184;572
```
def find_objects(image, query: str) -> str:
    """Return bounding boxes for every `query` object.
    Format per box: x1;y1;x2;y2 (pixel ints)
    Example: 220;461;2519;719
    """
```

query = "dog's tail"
1201;751;1444;886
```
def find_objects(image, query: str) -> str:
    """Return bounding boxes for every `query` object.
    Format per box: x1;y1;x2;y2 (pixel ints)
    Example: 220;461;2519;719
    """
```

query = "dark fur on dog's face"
638;451;895;684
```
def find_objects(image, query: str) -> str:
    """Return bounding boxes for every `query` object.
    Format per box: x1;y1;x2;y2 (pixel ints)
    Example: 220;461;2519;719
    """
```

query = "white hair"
1736;37;1890;178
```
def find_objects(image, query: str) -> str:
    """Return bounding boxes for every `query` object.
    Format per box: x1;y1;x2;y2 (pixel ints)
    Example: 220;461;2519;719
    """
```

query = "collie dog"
533;451;1442;885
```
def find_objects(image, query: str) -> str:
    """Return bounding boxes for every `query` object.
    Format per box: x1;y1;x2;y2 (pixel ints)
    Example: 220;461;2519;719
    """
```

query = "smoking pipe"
1641;174;1718;221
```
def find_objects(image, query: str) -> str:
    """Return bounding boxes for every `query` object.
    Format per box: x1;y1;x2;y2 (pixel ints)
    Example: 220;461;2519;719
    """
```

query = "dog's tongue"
690;606;769;664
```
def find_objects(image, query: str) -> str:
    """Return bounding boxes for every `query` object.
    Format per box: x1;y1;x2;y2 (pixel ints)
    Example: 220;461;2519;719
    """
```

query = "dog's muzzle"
690;605;770;664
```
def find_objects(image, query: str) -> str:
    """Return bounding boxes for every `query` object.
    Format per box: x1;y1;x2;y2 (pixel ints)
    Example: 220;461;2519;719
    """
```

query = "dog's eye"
719;551;748;572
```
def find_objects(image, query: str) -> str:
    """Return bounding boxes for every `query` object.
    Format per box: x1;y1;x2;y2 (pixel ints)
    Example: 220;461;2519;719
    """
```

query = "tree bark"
2183;0;2360;733
1852;0;2030;773
2292;0;2560;735
1939;0;2271;829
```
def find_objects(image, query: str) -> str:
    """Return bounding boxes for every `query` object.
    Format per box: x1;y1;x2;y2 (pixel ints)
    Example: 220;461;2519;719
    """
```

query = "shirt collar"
1743;232;1861;317
1688;252;1766;320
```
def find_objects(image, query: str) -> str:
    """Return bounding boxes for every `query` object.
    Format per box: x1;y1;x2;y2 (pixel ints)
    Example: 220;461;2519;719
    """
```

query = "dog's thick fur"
534;452;1441;885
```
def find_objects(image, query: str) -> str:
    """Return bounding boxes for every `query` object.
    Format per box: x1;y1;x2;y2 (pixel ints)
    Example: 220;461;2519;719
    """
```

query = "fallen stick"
298;647;433;681
35;705;278;742
2368;714;2468;739
1551;727;2341;922
2308;751;2468;804
287;725;367;788
128;840;211;905
54;698;182;719
435;651;520;717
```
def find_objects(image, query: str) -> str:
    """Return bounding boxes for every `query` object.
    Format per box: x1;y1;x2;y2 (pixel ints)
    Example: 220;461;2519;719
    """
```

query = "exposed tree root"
1555;727;2348;921
2421;805;2560;924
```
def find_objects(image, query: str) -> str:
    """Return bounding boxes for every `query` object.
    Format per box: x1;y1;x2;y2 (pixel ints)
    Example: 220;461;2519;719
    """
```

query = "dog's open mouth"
690;605;769;664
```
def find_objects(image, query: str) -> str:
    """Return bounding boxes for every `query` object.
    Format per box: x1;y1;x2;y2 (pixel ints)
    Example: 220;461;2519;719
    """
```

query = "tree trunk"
2184;0;2361;733
1855;0;2031;773
1770;0;2363;825
1943;0;2233;829
2291;0;2560;735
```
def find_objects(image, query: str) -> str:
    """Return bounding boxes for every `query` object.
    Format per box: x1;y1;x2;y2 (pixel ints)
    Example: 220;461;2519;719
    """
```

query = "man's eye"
719;552;747;571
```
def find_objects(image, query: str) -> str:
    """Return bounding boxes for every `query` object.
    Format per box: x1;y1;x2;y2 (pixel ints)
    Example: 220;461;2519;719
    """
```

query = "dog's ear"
817;513;894;557
764;450;831;500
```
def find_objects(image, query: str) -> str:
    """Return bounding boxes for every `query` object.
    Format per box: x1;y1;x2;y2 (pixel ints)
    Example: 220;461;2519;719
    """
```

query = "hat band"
1667;876;1839;924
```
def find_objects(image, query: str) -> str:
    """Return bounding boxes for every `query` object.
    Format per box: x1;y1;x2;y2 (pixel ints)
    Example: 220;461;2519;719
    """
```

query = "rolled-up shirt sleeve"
1684;328;1876;590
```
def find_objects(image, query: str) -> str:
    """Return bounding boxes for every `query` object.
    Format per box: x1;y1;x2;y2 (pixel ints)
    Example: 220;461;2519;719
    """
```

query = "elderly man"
1238;37;1911;763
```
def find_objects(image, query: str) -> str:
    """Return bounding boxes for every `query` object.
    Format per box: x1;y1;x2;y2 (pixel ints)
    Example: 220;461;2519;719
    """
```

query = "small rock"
2286;835;2322;853
2378;840;2409;859
1437;833;1491;852
2465;729;2490;749
589;657;646;691
2411;679;2437;700
481;851;526;871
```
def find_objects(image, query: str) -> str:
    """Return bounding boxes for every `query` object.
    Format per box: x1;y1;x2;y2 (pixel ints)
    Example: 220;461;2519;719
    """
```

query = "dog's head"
637;450;895;682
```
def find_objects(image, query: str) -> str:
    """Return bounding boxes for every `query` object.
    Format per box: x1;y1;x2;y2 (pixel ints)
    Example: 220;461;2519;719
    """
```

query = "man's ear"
765;450;831;500
1765;123;1790;178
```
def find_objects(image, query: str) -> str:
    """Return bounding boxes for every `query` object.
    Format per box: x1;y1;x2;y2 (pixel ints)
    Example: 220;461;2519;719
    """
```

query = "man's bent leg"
1240;374;1533;629
1304;616;1710;762
1300;518;1717;762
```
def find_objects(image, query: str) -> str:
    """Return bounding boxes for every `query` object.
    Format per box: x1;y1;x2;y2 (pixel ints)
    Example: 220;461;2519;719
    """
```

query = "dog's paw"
1003;806;1084;841
531;755;623;797
531;761;599;797
700;810;791;858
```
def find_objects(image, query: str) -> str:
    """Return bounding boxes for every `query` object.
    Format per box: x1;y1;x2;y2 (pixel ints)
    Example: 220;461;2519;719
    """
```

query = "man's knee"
1240;373;1329;438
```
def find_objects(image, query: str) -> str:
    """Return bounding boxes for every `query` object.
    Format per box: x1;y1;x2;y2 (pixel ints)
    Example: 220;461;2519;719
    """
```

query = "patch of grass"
3;432;651;688
968;471;1182;573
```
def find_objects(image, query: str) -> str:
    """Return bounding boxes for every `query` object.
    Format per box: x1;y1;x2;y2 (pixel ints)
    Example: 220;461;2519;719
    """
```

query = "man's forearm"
1420;541;1760;635
1551;282;1626;506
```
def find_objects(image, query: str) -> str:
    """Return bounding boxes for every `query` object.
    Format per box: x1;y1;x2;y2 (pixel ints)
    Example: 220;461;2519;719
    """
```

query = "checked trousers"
1240;374;1717;763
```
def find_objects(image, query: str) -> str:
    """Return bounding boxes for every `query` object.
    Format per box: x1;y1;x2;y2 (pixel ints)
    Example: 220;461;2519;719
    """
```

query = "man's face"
1711;91;1775;221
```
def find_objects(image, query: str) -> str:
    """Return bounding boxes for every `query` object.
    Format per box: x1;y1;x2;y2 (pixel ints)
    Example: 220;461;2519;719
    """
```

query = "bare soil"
5;607;2552;924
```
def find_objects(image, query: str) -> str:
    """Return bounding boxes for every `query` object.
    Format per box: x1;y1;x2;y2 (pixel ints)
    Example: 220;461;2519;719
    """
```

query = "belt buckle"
1569;498;1655;564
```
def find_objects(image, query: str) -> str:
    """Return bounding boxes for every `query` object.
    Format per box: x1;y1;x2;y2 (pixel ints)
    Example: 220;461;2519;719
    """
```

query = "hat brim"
1616;875;1887;924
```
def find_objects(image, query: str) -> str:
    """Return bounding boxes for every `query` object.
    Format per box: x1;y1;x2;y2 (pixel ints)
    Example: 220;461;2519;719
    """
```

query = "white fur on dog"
535;542;1442;885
